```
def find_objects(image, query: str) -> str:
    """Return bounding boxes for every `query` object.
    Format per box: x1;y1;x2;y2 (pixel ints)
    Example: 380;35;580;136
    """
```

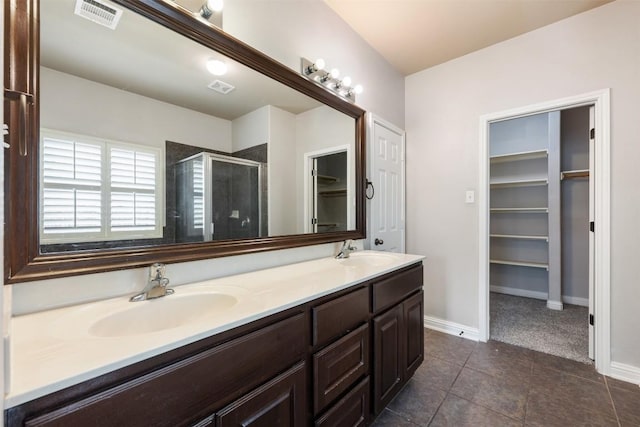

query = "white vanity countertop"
6;251;424;408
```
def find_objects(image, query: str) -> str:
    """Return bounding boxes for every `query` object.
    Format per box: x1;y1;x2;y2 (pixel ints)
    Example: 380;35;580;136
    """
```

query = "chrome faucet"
335;239;357;259
130;263;175;302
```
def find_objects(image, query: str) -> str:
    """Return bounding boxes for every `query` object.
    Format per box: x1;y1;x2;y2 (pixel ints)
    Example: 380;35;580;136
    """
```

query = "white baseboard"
490;285;589;307
609;361;640;385
490;285;546;300
424;315;479;342
562;295;589;307
546;300;564;311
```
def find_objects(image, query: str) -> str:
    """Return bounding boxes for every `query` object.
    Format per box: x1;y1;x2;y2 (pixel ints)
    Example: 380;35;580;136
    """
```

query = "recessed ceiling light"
206;59;227;76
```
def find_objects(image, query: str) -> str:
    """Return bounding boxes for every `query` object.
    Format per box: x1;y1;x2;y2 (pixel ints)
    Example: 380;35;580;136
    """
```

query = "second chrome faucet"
335;239;357;259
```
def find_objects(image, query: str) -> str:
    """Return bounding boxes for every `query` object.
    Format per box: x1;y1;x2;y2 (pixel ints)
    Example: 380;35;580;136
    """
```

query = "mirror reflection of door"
311;151;348;233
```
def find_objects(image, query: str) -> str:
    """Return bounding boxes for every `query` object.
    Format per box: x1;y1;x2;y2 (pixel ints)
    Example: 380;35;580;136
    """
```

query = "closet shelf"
490;149;548;163
318;188;347;197
561;169;589;180
317;175;340;184
490;259;549;270
490;178;548;188
490;207;548;214
490;234;549;242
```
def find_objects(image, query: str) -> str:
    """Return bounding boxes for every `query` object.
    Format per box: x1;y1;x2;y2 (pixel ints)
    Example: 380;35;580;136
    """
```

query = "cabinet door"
216;362;307;427
403;291;424;379
372;304;403;414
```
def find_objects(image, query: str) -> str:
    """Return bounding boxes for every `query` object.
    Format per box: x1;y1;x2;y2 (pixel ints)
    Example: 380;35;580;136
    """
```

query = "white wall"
231;105;299;236
406;0;640;369
267;106;297;236
223;0;405;129
232;106;269;152
42;67;232;153
296;106;355;232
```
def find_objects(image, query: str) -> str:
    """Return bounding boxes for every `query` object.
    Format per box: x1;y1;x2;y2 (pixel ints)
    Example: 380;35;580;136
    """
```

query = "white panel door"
369;115;405;253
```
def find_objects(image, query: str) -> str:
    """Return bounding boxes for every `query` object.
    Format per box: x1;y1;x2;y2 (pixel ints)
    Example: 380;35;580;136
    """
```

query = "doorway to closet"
478;90;611;373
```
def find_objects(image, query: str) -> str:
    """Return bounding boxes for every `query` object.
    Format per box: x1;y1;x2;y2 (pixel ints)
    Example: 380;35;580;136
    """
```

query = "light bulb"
330;68;340;78
314;58;326;71
207;0;224;12
206;59;227;76
342;76;352;87
353;84;363;94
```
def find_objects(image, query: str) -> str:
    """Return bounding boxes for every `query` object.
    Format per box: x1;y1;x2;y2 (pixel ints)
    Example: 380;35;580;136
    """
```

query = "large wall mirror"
4;0;366;283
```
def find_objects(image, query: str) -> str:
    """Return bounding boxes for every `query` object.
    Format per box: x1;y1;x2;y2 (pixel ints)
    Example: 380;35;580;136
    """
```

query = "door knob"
374;238;384;245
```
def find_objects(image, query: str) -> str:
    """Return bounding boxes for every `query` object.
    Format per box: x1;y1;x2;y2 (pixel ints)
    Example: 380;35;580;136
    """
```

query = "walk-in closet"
488;106;593;363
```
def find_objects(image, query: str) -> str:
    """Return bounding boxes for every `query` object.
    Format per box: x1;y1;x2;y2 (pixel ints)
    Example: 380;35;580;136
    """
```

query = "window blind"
40;130;162;243
192;157;204;230
110;147;157;232
41;137;103;235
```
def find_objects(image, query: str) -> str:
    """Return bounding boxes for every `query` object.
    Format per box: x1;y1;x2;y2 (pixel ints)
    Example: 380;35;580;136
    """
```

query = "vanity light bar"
300;58;362;104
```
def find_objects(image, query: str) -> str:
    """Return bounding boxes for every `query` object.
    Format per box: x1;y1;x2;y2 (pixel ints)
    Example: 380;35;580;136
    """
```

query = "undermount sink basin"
336;251;399;267
88;293;238;338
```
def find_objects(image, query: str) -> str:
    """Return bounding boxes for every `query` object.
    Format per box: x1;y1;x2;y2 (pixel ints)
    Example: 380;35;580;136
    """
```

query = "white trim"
424;315;479;342
491;285;589;307
366;113;406;252
478;89;611;375
609;362;640;386
562;295;589;307
303;145;352;233
546;300;563;311
490;285;547;301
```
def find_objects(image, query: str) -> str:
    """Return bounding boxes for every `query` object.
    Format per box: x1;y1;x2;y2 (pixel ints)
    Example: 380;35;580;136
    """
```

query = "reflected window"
39;129;163;243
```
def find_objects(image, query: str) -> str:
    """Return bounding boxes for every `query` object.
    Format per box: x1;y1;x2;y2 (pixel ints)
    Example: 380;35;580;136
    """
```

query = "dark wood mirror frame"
3;0;366;284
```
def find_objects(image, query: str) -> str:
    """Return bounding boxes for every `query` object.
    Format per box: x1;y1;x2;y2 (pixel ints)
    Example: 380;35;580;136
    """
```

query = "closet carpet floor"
489;292;590;364
372;329;639;426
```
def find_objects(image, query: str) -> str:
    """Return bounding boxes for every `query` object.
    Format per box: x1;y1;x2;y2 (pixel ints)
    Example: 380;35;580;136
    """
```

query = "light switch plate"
465;190;475;204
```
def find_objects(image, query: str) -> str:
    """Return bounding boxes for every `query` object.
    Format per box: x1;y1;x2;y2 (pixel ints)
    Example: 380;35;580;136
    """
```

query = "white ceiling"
41;0;320;120
324;0;614;76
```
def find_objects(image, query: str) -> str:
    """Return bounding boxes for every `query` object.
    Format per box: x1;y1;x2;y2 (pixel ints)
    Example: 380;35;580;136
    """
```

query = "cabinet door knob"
374;238;384;246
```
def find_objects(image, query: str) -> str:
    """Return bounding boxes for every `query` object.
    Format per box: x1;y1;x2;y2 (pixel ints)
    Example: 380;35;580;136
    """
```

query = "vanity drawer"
313;323;369;414
23;313;306;427
315;376;370;427
372;264;423;313
312;286;369;347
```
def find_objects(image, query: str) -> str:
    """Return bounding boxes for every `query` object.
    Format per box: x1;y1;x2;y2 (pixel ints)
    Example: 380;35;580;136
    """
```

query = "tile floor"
372;329;640;426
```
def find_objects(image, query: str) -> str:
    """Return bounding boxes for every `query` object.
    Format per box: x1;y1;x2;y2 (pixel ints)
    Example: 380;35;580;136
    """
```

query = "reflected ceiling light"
300;57;362;103
206;59;227;76
200;0;224;19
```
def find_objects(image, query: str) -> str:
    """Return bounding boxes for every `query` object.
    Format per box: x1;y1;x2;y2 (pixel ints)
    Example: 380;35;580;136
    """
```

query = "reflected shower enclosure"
176;152;262;241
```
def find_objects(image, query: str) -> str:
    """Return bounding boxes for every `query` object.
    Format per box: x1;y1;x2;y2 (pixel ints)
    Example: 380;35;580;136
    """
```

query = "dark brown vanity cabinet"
6;263;424;427
371;266;425;414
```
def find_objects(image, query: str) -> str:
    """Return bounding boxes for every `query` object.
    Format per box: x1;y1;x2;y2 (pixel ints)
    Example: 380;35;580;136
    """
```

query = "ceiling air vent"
74;0;123;30
208;80;236;95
